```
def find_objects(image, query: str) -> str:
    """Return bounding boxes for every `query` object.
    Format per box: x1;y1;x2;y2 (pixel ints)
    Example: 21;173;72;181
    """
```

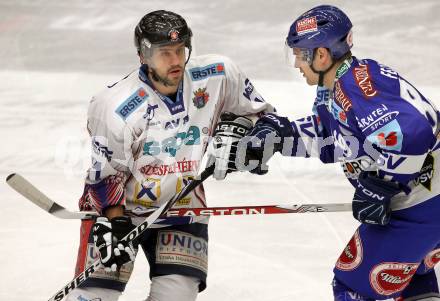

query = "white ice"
1;1;439;300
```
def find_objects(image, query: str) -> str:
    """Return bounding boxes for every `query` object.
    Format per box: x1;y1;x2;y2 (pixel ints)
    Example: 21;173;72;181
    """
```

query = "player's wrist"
103;205;125;220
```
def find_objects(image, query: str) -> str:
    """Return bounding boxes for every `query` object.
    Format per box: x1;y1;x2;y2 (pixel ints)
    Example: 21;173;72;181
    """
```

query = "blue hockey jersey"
287;57;440;210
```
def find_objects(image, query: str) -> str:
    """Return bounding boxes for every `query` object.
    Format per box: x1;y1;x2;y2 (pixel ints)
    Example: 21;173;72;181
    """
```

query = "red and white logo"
169;29;179;41
377;131;398;147
334;81;353;112
423;248;440;270
296;16;318;35
369;262;419;296
336;229;363;271
339;110;347;123
353;63;378;98
139;160;199;176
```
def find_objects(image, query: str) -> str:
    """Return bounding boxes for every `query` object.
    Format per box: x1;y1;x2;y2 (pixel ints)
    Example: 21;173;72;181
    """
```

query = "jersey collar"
139;65;186;115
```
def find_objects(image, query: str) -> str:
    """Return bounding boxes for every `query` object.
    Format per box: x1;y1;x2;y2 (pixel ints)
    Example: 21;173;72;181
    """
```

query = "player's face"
292;48;319;86
147;42;186;86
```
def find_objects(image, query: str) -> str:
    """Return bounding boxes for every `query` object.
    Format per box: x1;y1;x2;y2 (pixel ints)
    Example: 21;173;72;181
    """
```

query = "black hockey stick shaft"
47;165;214;301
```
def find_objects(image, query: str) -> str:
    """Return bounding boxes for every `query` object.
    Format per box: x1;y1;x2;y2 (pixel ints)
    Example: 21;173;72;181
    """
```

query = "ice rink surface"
1;1;439;300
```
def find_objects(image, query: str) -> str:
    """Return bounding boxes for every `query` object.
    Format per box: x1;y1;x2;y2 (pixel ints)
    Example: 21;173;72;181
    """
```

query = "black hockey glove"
352;172;402;226
243;113;294;175
93;216;138;272
201;112;253;180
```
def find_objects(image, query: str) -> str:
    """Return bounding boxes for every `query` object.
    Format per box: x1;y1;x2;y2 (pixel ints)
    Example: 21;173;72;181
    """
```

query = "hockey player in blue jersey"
210;4;440;301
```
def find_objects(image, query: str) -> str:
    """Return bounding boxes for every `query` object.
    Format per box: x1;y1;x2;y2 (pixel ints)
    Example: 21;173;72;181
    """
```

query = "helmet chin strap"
309;50;336;87
310;61;335;87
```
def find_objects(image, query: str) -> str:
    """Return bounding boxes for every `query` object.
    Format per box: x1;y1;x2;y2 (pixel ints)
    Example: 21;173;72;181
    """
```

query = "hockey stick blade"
47;165;214;301
6;173;98;219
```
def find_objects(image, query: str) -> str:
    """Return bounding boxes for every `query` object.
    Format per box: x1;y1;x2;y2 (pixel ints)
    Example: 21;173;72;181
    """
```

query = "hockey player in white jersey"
66;10;274;301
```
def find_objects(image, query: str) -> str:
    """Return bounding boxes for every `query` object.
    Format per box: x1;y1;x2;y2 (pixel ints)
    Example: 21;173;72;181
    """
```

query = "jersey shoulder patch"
115;87;149;120
188;62;225;81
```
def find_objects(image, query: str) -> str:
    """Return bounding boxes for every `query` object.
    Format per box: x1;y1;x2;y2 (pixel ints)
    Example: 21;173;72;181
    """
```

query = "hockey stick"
6;174;352;221
6;173;99;219
7;167;213;301
165;203;352;215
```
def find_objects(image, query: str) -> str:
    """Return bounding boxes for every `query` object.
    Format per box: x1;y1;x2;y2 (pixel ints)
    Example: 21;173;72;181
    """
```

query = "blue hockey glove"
243;113;294;174
352;172;402;226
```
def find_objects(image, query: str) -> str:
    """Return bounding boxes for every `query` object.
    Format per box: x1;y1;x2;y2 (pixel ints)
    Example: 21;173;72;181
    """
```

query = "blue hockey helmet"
286;5;353;61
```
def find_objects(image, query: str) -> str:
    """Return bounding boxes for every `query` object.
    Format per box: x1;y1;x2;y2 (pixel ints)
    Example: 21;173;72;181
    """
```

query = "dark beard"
150;68;178;87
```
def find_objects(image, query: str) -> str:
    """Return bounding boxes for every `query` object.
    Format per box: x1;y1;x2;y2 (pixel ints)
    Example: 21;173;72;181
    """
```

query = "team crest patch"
369;262;418;296
169;29;179;41
336;229;363;271
192;87;209;108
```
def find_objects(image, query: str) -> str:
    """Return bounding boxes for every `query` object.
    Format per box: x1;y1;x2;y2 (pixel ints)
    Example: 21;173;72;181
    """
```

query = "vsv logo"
143;126;200;157
413;153;434;191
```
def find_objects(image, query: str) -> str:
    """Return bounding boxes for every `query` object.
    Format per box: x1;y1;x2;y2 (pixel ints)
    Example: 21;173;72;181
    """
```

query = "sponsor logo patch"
356;105;400;133
366;119;403;151
341;156;375;179
413;153;434;191
334;81;352;112
296;16;318;35
156;230;208;273
133;178;161;205
85;243;132;282
143;126;201;157
330;101;348;125
139;160;199;176
335;57;353;79
116;88;149;120
369;262;418;296
423;248;440;270
353;63;378;98
336;229;363;271
190;63;225;81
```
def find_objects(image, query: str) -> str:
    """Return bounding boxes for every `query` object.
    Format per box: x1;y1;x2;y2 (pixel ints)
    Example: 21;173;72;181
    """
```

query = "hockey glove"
93;216;138;272
352;172;402;226
243;113;294;174
200;112;253;180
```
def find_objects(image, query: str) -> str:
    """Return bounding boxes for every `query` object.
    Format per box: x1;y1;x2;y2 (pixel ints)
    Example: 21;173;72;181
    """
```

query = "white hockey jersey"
79;54;274;217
